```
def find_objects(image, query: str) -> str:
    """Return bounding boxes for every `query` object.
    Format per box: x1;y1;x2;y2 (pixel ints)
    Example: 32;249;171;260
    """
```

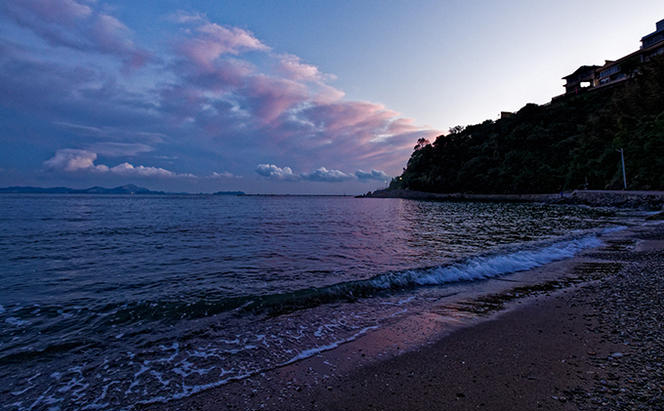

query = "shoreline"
359;189;664;210
140;220;664;410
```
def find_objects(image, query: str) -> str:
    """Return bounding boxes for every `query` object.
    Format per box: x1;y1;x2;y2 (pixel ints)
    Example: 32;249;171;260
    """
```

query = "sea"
0;194;632;410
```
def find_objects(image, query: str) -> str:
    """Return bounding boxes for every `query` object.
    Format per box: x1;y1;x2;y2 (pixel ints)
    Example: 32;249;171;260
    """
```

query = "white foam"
150;370;170;387
367;235;604;290
601;225;627;234
139;325;381;407
5;317;30;327
11;385;34;396
397;296;415;305
389;308;408;318
133;364;149;379
280;325;380;366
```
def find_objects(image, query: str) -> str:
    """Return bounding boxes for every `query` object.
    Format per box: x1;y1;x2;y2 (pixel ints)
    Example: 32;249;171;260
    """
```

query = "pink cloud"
178;23;268;70
275;54;344;104
276;54;323;81
91;14;151;69
3;0;151;69
9;0;92;25
181;58;255;91
5;8;441;183
261;99;440;175
312;83;346;104
243;75;308;124
303;101;398;135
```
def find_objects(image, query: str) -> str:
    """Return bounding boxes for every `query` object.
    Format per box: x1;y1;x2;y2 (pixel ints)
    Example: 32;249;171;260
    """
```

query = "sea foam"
383;235;603;287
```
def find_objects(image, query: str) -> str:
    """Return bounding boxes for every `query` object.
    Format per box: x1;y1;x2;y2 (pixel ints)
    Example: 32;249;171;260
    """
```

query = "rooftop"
641;18;664;45
562;65;600;80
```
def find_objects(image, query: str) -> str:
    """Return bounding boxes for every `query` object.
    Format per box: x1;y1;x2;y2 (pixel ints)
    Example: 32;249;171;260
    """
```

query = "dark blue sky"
1;0;662;193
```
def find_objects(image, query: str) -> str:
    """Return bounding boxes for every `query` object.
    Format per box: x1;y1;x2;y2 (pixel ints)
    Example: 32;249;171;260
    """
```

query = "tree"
393;56;664;194
414;138;431;151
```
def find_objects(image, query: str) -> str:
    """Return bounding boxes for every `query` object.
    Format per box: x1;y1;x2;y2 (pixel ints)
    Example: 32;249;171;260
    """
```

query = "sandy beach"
5;4;664;410
139;220;664;411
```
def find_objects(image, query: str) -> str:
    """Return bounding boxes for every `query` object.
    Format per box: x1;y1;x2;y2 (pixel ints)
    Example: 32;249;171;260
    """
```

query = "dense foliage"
392;57;664;193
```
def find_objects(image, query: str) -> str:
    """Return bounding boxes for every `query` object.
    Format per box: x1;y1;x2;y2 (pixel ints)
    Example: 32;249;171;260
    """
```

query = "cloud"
44;149;189;178
3;0;151;69
302;167;353;182
276;54;325;82
355;169;390;181
160;14;440;170
87;142;154;157
90;14;151;69
168;11;207;24
255;164;298;180
43;149;106;172
1;7;441;189
210;171;239;178
242;75;308;124
53;122;166;145
177;21;268;69
13;0;92;24
256;164;387;183
108;162;177;178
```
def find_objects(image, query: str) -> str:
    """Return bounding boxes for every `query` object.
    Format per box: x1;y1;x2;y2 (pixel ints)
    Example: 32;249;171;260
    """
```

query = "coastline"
359;189;664;210
139;219;664;410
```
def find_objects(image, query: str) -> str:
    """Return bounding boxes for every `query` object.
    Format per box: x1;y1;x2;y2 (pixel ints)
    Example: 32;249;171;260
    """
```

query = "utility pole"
617;148;627;190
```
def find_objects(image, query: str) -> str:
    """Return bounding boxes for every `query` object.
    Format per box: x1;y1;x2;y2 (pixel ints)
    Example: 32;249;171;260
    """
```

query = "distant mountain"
0;184;166;194
0;185;246;195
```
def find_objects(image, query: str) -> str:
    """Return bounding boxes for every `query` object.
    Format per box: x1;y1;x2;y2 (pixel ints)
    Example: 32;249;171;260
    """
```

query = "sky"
1;0;663;194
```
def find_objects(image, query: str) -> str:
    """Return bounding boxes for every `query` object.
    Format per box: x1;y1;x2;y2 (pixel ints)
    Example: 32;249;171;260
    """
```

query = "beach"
141;219;664;411
4;3;664;411
2;196;658;410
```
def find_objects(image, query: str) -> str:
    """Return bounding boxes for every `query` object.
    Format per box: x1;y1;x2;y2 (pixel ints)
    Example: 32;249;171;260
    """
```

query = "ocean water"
0;194;626;410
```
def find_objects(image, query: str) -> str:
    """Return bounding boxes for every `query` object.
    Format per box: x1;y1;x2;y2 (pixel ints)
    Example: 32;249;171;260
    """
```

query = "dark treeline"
392;57;664;194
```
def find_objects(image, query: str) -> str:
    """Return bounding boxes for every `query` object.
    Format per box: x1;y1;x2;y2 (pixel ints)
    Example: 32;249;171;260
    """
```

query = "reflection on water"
0;195;623;410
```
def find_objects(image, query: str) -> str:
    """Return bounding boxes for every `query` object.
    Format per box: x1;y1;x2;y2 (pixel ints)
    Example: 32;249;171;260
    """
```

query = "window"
600;65;620;78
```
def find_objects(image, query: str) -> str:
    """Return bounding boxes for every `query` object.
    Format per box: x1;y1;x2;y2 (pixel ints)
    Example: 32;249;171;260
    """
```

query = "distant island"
387;26;664;195
0;184;245;196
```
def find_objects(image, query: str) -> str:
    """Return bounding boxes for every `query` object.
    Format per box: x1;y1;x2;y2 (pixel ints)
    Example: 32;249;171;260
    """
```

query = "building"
641;18;664;49
640;18;664;61
562;65;600;94
562;18;664;94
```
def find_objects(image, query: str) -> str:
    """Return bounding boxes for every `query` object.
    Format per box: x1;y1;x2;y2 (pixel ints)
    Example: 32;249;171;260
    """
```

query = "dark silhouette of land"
389;57;664;194
0;185;245;196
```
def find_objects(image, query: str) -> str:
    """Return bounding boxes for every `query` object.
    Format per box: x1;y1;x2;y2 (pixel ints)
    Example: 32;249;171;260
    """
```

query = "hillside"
0;184;166;194
391;57;664;194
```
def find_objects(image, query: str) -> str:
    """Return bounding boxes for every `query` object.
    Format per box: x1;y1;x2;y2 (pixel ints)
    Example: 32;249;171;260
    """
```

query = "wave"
139;325;380;406
26;226;621;327
245;232;608;315
132;229;625;407
173;229;622;319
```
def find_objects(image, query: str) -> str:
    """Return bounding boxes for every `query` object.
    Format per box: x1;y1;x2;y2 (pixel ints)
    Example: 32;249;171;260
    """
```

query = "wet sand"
141;221;664;411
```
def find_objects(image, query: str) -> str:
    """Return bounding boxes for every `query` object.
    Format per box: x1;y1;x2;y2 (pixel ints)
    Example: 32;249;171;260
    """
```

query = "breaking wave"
246;230;615;315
